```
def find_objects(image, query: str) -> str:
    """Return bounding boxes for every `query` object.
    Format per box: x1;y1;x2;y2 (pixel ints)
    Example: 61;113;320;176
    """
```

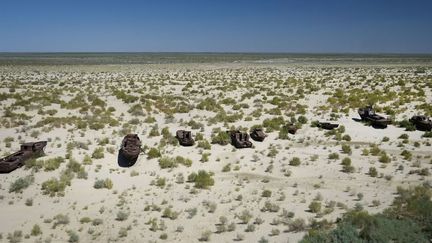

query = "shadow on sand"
117;150;138;167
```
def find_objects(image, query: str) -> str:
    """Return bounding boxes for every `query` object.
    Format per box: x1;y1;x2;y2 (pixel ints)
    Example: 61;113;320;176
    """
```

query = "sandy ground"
0;63;431;243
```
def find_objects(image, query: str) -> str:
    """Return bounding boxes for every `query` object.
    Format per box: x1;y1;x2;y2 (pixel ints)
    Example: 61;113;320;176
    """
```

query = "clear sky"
1;0;431;53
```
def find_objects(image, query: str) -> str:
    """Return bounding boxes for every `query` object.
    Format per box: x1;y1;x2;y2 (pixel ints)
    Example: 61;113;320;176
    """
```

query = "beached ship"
409;115;432;131
230;130;253;148
317;122;339;130
285;123;298;134
358;106;391;128
176;130;195;146
120;134;141;161
250;128;267;142
0;141;47;173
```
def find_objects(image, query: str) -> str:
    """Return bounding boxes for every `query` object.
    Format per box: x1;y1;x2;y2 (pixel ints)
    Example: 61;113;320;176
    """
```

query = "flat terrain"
0;56;431;242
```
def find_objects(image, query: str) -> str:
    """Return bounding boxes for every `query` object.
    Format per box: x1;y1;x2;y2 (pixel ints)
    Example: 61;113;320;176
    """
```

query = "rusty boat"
317;122;339;130
230;130;253;148
176;130;195;146
0;141;47;173
250;128;267;142
409;115;432;131
120;134;141;162
358;106;391;128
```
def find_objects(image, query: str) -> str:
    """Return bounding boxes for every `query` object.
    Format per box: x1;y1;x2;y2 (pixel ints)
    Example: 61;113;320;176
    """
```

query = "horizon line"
1;51;432;56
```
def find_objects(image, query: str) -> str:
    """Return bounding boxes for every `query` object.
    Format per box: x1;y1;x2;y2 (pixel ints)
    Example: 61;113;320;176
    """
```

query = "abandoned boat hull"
250;128;267;142
0;141;47;173
409;116;432;131
120;134;141;161
176;130;195;146
230;131;253;148
317;122;339;130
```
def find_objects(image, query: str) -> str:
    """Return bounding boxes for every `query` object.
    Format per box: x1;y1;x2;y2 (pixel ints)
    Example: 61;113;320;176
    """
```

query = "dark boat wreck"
409;115;432;131
317;122;339;130
230;130;253;148
250;128;267;142
176;130;195;146
285;123;298;134
119;134;141;163
358;106;391;128
0;141;47;173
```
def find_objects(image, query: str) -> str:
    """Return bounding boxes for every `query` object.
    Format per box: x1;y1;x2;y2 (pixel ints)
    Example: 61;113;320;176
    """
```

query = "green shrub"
222;164;231;172
147;147;161;159
309;201;322;213
211;131;230;145
197;139;211;150
43;157;65;171
399;133;409;140
298;115;308;124
7;231;22;243
401;150;412;161
30;224;42;236
328;153;339;160
197;97;221;112
262;189;272;198
41;178;68;197
301;185;432;243
399;119;416;131
341;144;352;155
262;116;285;132
67;230;79;243
149;125;160;137
53;214;70;228
289;157;301;166
156;177;166;188
189;170;214;189
92;218;103;226
82;155;92;165
369;167;378;177
91;147;104;159
342;134;351;141
238;210;253;224
159;156;177;168
175;156;193;167
341;157;351;166
200;153;210;162
116;211;129;221
9;175;34;193
94;178;113;189
379;153;391;163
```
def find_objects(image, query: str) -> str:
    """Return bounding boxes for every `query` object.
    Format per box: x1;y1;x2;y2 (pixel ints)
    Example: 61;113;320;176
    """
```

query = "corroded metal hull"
230;130;253;148
120;134;141;161
0;141;47;173
317;122;339;130
358;106;391;128
250;128;267;142
176;130;195;146
410;115;432;131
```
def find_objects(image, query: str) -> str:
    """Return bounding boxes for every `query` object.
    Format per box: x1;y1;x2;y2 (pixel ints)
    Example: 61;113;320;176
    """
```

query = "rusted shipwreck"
317;122;339;130
120;134;141;162
285;123;298;134
250;128;267;142
0;141;47;173
230;130;253;148
409;115;432;131
176;130;195;146
358;106;391;128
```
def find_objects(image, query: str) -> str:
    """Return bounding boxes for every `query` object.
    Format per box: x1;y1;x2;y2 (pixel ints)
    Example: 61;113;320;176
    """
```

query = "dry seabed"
0;63;431;242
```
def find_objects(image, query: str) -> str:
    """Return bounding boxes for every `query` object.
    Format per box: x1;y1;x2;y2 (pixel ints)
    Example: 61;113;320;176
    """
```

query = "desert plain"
0;55;431;242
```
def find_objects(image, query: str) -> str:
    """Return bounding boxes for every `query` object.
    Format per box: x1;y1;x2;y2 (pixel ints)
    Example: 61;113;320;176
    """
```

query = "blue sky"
0;0;431;53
